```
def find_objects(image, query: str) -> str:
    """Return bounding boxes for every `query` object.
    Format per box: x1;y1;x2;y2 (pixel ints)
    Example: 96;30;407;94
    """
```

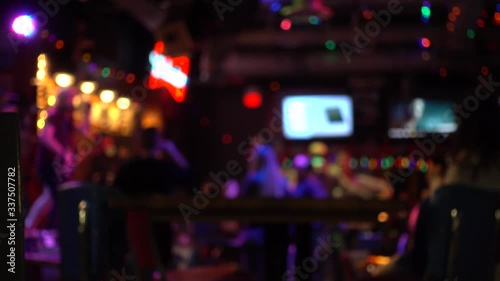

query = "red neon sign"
148;41;190;102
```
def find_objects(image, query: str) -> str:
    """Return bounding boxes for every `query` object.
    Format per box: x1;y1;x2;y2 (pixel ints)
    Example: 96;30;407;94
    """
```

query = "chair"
58;182;112;281
421;184;500;281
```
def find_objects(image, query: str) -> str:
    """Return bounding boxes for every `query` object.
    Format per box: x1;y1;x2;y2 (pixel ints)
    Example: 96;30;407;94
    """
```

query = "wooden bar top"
108;197;408;223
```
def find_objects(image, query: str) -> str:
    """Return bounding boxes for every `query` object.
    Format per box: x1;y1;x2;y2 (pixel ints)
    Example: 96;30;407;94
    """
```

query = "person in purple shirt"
290;156;329;281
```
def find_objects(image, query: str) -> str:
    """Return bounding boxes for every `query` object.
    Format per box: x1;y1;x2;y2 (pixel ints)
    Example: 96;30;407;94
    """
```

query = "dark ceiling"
2;0;500;86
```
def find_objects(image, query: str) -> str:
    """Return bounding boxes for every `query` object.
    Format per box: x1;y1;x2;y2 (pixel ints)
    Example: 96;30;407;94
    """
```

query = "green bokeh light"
311;156;325;168
467;29;475;39
102;67;110;78
309;16;320;25
349;158;358;169
325;40;336;51
421;6;431;18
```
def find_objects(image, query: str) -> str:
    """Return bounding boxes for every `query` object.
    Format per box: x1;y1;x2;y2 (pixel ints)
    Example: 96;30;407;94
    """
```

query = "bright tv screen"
388;98;457;138
282;95;354;140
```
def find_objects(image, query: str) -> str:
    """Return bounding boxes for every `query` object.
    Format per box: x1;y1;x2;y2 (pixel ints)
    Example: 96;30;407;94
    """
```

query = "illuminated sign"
148;41;190;102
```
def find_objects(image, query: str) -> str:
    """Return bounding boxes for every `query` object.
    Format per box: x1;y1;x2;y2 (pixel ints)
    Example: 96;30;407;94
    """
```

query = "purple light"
89;63;97;72
12;15;35;37
293;154;309;168
48;34;56;43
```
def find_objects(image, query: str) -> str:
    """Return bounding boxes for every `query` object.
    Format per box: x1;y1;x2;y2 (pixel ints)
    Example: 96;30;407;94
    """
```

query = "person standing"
25;88;77;230
240;144;289;281
113;127;190;279
290;159;329;281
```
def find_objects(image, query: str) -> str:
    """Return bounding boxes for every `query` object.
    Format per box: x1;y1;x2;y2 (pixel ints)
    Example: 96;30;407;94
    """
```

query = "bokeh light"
80;81;96;94
270;81;280;91
349;158;358;169
222;134;232;144
82;53;91;63
477;18;485;28
47;96;56;106
467;29;475;39
481;66;489;76
280;19;292;31
55;40;64;49
243;91;262;109
293;154;309;168
360;157;369;169
270;2;281;12
12;15;35;37
54;73;74;88
439;67;447;77
309;141;328;155
311;156;325;169
101;67;111;78
363;10;373;20
308;16;320;25
116;97;131;110
36;70;46;80
378;212;389;223
39;110;48;120
37;119;45;129
447;22;455;32
100;90;115;103
37;59;46;69
401;157;410;168
126;74;135;83
494;12;500;24
325;40;336;51
421;6;431;18
420;38;431;48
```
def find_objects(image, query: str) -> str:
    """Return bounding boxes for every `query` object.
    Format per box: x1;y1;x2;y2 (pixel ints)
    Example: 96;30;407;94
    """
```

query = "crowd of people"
2;86;500;281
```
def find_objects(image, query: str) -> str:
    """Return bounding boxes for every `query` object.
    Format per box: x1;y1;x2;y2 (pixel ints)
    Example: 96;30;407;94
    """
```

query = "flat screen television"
388;98;457;138
282;95;354;140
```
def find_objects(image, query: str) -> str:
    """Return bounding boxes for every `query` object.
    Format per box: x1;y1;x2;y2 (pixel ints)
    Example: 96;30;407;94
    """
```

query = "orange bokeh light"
126;74;135;84
447;22;455;31
55;40;64;49
495;12;500;21
421;38;431;48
